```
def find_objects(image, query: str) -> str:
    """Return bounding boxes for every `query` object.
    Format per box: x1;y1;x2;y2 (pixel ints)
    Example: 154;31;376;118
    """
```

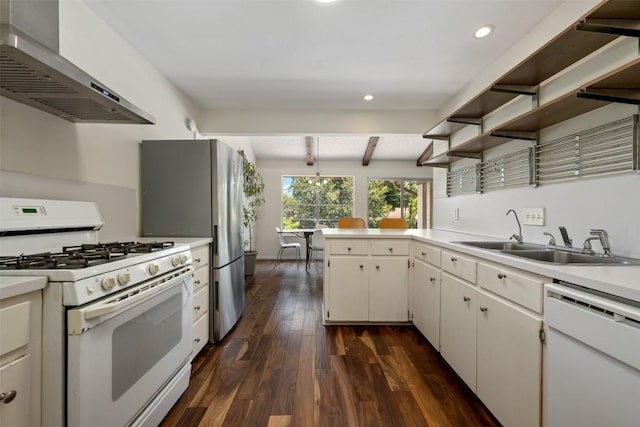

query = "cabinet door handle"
359;265;364;269
463;296;470;302
429;277;436;283
194;338;201;343
388;247;393;252
194;305;200;311
195;258;201;263
497;273;507;279
1;390;17;404
451;257;457;262
421;251;427;256
480;306;488;312
376;265;380;270
195;280;201;285
347;247;352;252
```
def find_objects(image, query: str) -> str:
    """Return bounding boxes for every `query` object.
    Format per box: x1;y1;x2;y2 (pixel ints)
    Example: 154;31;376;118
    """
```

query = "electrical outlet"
453;208;459;221
523;207;545;226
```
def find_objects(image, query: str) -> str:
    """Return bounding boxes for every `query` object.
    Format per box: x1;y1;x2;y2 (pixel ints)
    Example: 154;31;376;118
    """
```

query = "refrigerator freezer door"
212;257;245;341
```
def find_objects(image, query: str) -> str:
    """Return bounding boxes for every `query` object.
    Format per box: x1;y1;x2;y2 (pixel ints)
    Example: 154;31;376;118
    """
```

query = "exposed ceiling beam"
416;142;434;166
305;136;314;166
362;136;379;166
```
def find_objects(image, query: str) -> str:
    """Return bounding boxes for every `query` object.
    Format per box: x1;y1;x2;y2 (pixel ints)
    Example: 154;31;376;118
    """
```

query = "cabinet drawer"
191;245;210;269
193;285;209;320
193;266;209;291
192;313;208;357
329;240;369;255
0;301;30;358
442;251;477;283
371;240;409;256
413;242;441;267
478;262;544;313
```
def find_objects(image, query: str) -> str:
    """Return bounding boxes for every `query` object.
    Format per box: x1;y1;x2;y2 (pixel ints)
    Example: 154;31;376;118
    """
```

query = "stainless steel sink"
456;241;545;251
500;250;640;265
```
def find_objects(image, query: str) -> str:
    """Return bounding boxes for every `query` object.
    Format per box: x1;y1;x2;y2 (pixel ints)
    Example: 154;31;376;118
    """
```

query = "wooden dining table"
278;228;317;270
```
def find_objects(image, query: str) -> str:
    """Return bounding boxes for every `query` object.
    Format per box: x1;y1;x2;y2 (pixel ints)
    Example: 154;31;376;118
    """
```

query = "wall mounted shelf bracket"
490;130;539;141
491;85;539;96
447;117;483;126
576;19;640;38
576;89;640;105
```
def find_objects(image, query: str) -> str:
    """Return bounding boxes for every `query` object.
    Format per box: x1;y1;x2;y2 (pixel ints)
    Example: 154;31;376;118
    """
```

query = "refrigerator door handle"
213;225;218;255
214;280;219;311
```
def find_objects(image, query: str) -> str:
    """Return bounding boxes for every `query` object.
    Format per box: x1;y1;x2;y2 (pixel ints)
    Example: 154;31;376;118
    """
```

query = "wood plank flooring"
160;261;500;427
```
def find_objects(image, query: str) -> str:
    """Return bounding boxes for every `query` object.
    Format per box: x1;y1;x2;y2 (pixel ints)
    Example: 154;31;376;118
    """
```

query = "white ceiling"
83;0;564;162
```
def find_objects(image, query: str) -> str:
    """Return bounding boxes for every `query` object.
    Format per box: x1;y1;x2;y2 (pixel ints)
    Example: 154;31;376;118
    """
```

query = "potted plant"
239;150;265;275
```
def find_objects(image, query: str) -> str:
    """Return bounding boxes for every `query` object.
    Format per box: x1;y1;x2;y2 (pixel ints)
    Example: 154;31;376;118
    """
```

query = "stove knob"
148;264;160;275
102;277;116;290
179;254;188;264
171;256;180;267
118;272;131;285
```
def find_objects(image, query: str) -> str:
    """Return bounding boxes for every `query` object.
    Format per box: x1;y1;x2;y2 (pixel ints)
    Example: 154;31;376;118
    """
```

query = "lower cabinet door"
440;272;477;391
192;313;209;358
328;257;369;321
0;354;31;427
477;292;542;427
411;259;441;349
369;257;408;322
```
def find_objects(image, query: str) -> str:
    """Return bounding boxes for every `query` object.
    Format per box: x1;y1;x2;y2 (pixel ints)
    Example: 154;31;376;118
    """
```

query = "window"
368;179;432;228
282;176;354;229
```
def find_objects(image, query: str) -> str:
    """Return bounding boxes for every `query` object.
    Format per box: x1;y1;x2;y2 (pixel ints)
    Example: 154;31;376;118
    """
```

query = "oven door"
66;268;193;427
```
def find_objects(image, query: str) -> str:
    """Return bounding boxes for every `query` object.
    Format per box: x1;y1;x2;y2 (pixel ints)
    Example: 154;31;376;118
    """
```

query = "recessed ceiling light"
314;0;338;3
474;25;494;39
364;94;374;101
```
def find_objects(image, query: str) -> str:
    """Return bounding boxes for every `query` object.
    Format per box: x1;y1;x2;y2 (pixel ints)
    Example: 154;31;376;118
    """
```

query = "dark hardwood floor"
160;260;500;427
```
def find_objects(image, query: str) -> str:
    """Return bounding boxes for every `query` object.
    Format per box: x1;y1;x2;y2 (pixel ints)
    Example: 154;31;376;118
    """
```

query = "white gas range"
0;198;194;427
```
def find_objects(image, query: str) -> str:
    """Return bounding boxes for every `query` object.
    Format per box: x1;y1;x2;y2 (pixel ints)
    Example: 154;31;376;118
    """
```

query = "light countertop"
322;228;640;303
0;276;47;300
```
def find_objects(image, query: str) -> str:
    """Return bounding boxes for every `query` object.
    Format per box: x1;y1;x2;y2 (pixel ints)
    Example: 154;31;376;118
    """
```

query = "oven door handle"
68;267;193;334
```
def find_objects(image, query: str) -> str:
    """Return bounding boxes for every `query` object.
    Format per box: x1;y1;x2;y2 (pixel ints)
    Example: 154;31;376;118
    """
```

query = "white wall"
0;0;203;238
255;159;433;258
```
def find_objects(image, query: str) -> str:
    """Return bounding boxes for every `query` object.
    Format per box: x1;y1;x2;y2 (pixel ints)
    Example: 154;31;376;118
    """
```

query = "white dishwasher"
544;283;640;427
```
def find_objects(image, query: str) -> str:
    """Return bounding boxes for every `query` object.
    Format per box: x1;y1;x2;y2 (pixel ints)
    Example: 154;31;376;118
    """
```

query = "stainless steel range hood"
0;0;155;124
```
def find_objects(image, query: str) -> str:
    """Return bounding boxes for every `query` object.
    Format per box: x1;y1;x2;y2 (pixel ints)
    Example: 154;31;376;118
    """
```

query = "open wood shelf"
420;0;640;165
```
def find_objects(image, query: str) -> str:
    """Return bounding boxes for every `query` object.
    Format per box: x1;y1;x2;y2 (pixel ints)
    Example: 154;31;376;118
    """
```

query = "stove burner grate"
0;241;175;270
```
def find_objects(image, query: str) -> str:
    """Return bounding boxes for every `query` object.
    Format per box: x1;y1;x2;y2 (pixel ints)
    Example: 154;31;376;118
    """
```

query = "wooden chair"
379;218;408;229
337;217;366;229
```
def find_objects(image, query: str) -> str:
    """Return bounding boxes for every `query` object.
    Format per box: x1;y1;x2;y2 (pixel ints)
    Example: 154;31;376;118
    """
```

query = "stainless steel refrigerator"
141;139;244;342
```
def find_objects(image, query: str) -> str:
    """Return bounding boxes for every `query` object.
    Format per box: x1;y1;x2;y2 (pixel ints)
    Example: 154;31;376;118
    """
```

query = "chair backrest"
275;227;287;246
379;218;408;229
312;229;325;250
337;217;366;229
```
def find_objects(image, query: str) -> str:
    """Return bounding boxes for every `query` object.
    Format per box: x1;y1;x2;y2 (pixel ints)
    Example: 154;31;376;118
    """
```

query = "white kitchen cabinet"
190;244;210;358
324;238;409;323
440;272;478;391
0;288;42;427
327;256;369;321
410;258;441;348
369;256;409;322
477;291;542;427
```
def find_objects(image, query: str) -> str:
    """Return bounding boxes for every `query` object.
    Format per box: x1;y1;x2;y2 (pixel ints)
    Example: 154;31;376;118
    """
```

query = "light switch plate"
523;207;544;226
453;208;459;221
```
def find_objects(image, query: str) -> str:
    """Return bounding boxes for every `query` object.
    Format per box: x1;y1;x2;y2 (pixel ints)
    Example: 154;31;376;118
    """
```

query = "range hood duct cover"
0;0;155;124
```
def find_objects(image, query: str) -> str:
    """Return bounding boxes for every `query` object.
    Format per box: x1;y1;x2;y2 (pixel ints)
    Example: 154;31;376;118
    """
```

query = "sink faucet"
590;229;612;256
558;226;572;247
543;232;556;247
506;209;523;244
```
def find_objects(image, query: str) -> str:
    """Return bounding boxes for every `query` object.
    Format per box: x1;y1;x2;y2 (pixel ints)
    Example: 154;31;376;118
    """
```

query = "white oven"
0;197;196;426
67;267;193;427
